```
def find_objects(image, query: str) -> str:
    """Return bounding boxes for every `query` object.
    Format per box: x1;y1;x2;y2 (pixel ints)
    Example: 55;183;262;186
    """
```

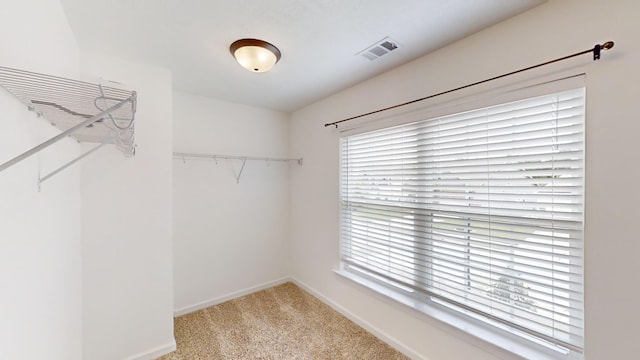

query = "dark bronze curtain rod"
325;41;614;128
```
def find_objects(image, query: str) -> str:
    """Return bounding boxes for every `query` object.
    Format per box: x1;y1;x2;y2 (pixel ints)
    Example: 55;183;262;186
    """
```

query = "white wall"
172;91;291;313
79;53;175;360
0;1;82;359
289;0;640;359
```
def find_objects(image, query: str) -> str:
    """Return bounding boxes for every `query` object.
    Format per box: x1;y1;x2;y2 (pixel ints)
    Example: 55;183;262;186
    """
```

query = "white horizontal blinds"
340;87;585;351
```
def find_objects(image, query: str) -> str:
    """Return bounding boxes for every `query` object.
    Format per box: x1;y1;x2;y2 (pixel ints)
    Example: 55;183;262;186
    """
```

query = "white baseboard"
290;277;425;360
125;340;176;360
173;277;291;316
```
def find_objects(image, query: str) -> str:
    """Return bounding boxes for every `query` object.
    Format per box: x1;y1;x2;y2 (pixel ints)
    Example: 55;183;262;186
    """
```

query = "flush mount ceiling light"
230;39;281;73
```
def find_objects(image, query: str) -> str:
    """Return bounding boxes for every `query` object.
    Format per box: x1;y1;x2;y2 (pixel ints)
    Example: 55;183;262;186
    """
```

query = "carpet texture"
158;282;408;359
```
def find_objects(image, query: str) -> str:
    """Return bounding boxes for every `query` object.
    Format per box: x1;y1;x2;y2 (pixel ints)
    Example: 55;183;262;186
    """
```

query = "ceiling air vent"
358;37;400;61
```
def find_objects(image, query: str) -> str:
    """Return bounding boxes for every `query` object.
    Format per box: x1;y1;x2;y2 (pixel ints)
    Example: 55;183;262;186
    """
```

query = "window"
340;86;585;357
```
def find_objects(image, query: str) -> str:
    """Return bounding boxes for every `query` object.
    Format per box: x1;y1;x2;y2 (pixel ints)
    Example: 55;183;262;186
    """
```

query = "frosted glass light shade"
230;39;281;73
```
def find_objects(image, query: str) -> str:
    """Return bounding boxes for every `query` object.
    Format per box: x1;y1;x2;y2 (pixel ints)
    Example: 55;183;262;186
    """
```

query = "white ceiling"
60;0;544;113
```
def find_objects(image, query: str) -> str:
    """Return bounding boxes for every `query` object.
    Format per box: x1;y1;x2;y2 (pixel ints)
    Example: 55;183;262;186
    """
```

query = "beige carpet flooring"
157;282;408;359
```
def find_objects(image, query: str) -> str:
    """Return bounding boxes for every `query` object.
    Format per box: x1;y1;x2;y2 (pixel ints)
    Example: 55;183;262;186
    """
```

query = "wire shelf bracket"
0;66;138;186
37;136;115;192
173;152;303;184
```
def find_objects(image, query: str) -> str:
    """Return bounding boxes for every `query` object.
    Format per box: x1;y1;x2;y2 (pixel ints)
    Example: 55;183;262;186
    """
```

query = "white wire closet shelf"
0;65;137;186
174;152;303;184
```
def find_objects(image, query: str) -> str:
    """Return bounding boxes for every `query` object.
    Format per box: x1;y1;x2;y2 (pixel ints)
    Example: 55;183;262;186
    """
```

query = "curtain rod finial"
602;41;614;50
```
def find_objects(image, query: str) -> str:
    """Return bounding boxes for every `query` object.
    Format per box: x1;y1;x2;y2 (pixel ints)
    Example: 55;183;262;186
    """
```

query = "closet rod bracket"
236;158;247;184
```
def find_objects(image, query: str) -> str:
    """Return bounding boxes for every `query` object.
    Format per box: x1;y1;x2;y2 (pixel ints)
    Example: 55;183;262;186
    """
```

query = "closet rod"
174;152;303;165
0;94;136;173
324;40;614;128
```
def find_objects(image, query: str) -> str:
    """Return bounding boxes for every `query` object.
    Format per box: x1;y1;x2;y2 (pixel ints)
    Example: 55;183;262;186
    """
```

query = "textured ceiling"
61;0;545;112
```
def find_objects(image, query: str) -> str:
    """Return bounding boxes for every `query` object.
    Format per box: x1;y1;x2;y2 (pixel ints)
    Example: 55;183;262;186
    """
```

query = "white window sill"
335;268;583;360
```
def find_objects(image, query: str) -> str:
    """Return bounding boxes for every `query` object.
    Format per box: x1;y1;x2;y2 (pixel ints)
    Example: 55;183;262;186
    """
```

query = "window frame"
337;75;586;360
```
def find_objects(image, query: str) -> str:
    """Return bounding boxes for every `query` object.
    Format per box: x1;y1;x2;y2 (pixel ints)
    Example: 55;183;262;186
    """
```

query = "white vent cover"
357;37;400;61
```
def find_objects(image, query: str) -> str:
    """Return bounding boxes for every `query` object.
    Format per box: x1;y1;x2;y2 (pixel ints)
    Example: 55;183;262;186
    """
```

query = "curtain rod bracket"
593;44;601;60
